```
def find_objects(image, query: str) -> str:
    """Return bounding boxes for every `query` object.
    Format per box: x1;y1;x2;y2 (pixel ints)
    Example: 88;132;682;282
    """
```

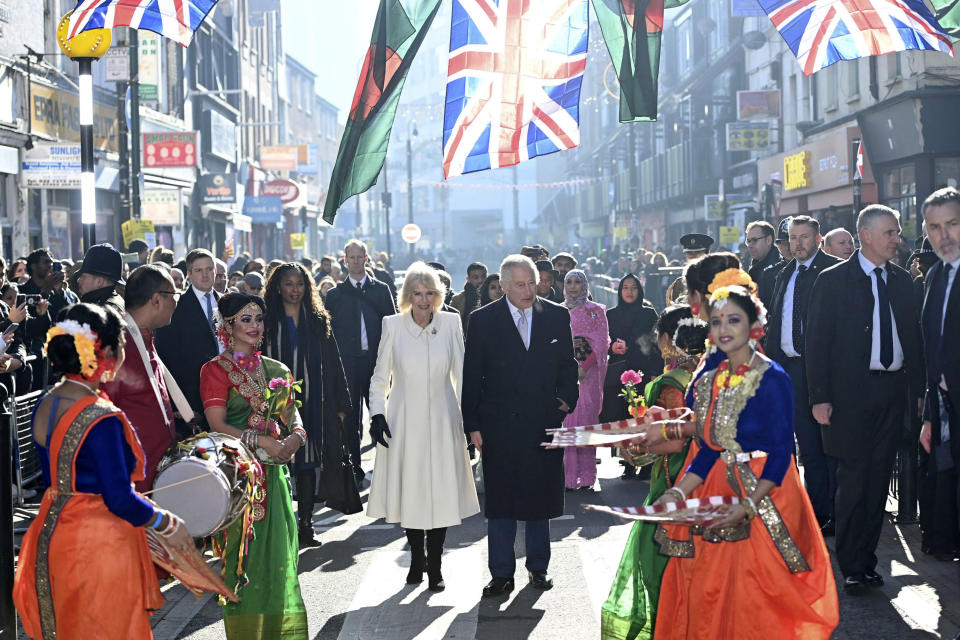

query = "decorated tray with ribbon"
585;496;741;527
542;406;694;449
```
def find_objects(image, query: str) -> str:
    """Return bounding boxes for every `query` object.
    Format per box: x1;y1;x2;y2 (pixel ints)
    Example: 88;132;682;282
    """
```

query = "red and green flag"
931;0;960;40
323;0;442;224
592;0;686;122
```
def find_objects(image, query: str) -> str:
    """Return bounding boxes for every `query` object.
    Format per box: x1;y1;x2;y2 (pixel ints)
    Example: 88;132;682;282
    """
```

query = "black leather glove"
370;414;392;448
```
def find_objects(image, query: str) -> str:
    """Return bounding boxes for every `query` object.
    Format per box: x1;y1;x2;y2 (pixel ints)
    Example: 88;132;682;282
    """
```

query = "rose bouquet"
619;370;647;419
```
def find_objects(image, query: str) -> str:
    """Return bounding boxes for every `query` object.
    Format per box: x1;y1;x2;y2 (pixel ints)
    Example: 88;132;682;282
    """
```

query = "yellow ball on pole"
57;12;112;60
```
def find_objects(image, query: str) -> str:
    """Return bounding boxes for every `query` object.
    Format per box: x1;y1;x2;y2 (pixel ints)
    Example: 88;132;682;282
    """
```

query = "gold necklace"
62;378;99;397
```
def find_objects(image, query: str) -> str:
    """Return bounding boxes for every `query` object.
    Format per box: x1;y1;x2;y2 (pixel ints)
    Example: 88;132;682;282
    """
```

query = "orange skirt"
654;456;838;640
14;491;163;640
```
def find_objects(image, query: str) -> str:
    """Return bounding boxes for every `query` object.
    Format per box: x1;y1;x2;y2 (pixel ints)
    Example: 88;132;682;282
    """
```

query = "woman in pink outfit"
562;270;609;490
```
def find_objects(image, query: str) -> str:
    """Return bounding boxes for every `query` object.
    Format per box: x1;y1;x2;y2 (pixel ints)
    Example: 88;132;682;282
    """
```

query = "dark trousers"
344;353;373;475
782;357;837;522
295;468;317;526
833;373;905;577
488;518;550;578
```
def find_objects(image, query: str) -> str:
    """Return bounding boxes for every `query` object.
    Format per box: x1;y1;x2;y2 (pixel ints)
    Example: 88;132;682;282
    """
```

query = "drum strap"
124;313;196;425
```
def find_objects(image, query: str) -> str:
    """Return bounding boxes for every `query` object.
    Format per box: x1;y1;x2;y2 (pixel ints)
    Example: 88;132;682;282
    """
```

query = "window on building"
846;60;860;98
817;64;838;113
935;158;960;190
881;164;916;230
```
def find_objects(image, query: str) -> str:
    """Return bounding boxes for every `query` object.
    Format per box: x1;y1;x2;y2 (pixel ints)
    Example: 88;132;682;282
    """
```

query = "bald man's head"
822;228;855;261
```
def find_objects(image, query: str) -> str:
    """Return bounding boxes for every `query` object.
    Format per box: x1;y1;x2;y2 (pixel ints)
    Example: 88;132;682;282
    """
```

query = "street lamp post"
406;121;417;261
56;13;112;253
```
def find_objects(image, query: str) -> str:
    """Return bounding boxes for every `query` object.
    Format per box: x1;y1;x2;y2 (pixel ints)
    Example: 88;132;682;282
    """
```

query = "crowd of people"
7;185;960;639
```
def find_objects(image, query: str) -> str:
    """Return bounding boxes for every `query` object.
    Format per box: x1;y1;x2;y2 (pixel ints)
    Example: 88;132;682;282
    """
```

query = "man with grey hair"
805;204;923;593
326;239;398;483
917;187;960;565
822;228;855;261
462;254;579;597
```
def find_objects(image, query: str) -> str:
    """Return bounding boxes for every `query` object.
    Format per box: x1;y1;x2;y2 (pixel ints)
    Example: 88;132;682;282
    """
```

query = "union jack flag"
758;0;953;76
442;0;588;178
68;0;219;48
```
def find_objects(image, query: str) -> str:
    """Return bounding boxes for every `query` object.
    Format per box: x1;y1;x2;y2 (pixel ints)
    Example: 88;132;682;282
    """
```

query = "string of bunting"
413;177;607;191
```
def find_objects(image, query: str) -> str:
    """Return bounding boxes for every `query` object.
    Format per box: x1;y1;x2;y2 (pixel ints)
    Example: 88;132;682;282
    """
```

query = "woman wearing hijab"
601;273;664;479
562;270;610;490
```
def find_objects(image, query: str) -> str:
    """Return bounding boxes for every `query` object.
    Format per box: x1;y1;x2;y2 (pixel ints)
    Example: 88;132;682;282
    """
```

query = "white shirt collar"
504;297;530;318
858;251;886;276
797;250;819;270
192;284;213;302
349;275;367;287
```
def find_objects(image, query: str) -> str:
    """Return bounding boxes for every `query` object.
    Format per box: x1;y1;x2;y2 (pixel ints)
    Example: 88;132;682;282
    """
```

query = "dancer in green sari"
601;305;708;640
200;292;309;639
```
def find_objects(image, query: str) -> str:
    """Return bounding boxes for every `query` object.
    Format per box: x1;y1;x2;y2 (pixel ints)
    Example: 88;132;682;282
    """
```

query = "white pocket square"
550;338;558;344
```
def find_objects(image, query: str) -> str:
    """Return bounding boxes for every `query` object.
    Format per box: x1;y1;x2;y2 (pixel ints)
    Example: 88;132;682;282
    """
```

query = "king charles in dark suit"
324;240;397;482
805;206;923;593
155;249;221;437
917;188;960;569
462;255;579;597
764;215;840;532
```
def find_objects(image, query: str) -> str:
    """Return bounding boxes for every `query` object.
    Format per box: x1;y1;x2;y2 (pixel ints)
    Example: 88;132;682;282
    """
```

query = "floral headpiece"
672;316;708;346
706;268;757;295
44;320;103;380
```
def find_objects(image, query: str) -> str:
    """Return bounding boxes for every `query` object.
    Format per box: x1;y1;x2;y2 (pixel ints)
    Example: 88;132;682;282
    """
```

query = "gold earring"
228;334;235;351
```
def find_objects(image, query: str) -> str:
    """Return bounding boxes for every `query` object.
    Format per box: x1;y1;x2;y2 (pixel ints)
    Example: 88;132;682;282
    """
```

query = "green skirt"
600;443;691;640
221;464;308;639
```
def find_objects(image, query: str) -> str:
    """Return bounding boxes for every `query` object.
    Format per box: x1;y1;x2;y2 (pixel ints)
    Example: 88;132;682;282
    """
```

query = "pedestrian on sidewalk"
462;255;579;597
561;269;609;490
366;262;479;592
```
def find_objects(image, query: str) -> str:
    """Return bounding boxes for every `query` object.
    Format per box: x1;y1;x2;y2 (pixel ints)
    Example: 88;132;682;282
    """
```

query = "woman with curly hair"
262;262;354;547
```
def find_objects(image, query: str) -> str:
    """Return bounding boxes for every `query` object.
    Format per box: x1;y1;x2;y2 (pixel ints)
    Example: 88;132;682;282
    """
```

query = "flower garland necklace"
715;351;758;389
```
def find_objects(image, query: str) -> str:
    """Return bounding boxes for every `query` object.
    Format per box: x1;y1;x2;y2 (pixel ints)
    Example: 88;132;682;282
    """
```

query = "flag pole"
56;13;112;254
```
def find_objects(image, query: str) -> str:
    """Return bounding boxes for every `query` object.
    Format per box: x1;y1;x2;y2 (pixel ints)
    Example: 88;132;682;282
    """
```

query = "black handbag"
322;445;363;515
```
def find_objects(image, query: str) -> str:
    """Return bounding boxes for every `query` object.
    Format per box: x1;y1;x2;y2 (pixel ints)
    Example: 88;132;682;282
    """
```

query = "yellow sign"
31;83;118;152
289;233;306;250
783;151;811;191
121;219;156;247
719;226;741;244
613;226;628;239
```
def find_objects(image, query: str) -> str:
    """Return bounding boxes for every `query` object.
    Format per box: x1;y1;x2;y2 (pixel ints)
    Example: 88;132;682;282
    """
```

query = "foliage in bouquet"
619;370;647;419
262;376;303;438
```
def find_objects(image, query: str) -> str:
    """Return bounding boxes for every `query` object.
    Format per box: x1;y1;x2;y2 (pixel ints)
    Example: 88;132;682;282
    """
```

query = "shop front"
757;125;877;235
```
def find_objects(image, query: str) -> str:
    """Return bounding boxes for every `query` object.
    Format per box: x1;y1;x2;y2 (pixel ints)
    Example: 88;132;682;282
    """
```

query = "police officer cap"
679;233;713;253
777;217;793;242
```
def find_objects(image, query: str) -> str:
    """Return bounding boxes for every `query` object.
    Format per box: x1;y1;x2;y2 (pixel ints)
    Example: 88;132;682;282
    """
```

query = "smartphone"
15;294;24;307
23;294;45;307
5;323;19;334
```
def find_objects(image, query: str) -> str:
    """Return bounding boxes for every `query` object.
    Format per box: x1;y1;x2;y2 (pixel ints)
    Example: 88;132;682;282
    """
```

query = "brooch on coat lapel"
431;327;437;335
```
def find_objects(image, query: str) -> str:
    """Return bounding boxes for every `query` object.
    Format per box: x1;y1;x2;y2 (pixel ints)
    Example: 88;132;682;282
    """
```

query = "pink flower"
620;370;643;386
268;377;290;390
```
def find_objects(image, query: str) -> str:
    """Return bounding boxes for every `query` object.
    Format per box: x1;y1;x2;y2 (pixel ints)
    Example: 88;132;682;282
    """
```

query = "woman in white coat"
367;262;480;592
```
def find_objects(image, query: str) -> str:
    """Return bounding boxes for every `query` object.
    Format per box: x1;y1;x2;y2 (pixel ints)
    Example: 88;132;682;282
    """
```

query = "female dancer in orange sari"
652;282;838;640
14;303;192;640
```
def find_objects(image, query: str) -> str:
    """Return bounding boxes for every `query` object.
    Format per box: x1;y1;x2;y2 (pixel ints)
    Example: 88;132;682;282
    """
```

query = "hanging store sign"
261;178;300;203
726;122;770;151
198;172;237;204
143;131;197;167
139;33;161;102
103;48;130;82
783;151;812;191
21;142;81;189
243;196;283;224
30;82;117;152
260;145;299;170
297;144;319;174
142;189;182;225
737;91;781;119
289;233;306;250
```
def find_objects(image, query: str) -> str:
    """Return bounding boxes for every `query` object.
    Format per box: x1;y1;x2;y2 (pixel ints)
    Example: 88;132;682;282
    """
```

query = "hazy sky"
281;0;380;118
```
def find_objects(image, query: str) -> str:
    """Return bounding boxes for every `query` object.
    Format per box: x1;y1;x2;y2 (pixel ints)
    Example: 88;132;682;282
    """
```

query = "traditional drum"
152;432;261;537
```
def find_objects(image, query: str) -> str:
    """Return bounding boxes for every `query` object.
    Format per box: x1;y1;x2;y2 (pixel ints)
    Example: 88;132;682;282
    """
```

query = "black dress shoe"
819;519;835;537
482;577;515;598
298;525;321;548
864;570;884;587
843;573;868;594
528;570;554;590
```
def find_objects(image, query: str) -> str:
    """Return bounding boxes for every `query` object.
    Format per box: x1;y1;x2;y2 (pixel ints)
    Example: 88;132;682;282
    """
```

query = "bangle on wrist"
148;511;164;529
742;496;758;520
661;423;670;441
157;516;178;538
665;486;686;502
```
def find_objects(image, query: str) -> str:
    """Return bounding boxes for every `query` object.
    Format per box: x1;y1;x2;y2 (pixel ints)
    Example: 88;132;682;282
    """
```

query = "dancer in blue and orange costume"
14;303;194;639
600;304;709;640
651;271;838;640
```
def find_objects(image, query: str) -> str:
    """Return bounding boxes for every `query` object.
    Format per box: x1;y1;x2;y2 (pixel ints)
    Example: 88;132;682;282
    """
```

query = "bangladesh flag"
323;0;442;224
592;0;688;122
931;0;960;40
